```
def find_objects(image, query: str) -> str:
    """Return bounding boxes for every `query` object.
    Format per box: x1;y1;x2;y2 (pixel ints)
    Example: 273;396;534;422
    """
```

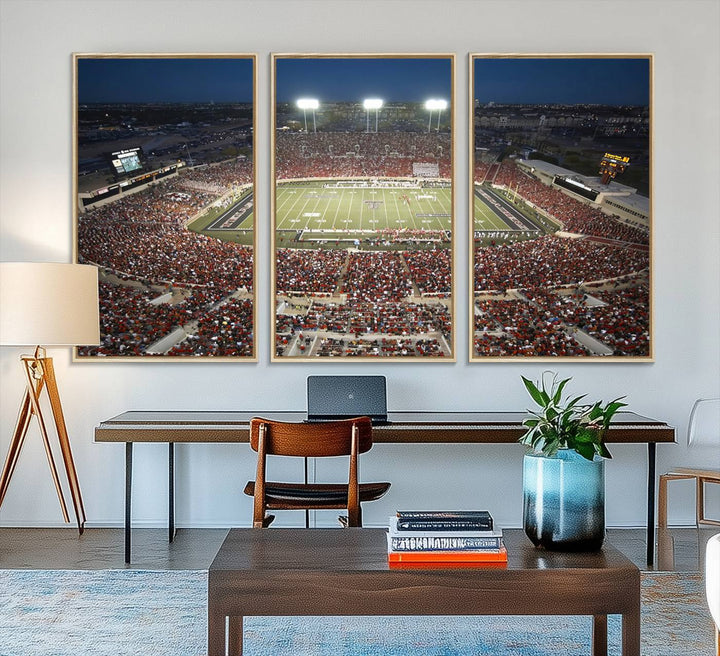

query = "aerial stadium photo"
74;55;256;359
272;55;455;360
471;55;652;360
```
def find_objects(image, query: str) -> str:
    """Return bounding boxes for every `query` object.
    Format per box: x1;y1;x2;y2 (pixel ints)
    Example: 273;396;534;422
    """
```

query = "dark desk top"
95;410;675;444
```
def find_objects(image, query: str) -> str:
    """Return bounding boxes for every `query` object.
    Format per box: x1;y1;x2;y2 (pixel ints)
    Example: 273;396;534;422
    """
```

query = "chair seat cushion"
244;481;390;508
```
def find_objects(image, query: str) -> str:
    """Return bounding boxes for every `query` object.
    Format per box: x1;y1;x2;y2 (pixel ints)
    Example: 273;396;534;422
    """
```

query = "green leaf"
552;377;571;404
522;376;547;407
575;442;595;461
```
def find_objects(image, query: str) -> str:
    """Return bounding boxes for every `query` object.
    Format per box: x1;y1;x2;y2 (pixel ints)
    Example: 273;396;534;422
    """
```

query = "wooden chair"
243;416;390;528
658;398;720;529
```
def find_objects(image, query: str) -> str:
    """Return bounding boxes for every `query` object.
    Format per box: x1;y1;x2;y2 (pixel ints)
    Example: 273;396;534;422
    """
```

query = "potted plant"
519;372;626;551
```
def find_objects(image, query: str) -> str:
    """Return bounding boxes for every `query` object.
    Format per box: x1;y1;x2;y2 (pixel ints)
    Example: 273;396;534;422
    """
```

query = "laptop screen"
307;375;388;423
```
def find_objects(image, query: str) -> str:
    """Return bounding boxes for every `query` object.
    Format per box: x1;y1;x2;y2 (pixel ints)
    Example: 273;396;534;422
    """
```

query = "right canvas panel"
470;55;652;360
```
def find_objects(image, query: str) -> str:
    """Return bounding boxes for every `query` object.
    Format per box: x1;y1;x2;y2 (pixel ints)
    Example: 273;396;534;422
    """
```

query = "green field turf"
275;182;452;237
188;188;254;246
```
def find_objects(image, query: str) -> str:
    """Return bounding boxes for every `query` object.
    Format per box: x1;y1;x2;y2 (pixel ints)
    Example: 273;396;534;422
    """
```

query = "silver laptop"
306;375;388;425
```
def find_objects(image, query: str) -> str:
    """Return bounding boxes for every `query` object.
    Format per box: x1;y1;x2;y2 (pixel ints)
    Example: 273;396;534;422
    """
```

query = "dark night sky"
474;57;650;106
77;58;254;103
275;57;452;104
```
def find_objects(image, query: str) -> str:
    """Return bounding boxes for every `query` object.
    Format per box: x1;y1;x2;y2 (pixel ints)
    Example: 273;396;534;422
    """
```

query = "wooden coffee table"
208;528;640;656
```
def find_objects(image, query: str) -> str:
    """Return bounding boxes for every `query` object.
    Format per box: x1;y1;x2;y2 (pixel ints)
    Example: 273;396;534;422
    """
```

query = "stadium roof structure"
603;190;650;217
518;159;639;196
517;159;649;223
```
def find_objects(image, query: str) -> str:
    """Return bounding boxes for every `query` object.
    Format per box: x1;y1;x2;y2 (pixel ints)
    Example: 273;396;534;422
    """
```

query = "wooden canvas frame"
469;54;653;361
271;53;455;361
73;53;257;360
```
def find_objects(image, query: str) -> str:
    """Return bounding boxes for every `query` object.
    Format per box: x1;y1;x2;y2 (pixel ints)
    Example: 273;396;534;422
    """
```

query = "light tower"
425;99;448;133
363;98;383;133
297;98;319;133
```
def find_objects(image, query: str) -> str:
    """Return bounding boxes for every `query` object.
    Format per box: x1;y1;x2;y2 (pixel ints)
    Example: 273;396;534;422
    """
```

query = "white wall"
1;0;718;530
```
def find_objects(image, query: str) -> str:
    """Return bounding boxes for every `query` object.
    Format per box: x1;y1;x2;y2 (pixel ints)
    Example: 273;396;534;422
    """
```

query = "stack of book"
387;510;507;567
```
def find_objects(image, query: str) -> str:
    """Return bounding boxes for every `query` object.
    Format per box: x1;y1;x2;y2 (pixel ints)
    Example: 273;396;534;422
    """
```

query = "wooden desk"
94;411;675;564
207;528;641;656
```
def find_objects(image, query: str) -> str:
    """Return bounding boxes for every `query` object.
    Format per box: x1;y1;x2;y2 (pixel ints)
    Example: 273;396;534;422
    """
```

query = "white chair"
658;398;720;528
707;533;720;656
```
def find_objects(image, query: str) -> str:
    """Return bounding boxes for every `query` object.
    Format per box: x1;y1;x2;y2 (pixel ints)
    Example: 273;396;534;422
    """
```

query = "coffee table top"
210;528;636;574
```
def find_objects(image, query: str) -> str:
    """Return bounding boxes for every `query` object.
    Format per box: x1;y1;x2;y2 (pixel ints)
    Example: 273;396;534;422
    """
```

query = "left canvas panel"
73;54;256;360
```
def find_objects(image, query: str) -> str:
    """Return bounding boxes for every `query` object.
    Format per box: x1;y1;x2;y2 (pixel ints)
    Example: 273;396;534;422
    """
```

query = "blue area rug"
0;569;714;655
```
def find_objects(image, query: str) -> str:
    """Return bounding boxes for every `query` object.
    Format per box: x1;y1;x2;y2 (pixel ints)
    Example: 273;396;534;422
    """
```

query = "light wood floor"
0;526;716;571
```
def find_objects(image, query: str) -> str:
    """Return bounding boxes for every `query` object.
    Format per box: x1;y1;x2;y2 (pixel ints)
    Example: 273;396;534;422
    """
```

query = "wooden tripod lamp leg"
0;390;34;506
41;357;86;533
20;356;73;525
0;354;85;534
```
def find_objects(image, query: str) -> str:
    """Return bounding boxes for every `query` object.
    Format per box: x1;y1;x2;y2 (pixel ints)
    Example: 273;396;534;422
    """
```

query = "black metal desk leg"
169;443;175;542
304;456;310;529
646;442;656;566
125;442;133;564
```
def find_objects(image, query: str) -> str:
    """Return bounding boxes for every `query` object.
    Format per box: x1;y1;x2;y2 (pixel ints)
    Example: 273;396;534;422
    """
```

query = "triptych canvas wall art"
72;53;651;362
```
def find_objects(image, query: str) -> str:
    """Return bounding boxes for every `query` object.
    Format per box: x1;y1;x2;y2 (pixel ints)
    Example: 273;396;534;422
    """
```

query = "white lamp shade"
0;262;100;346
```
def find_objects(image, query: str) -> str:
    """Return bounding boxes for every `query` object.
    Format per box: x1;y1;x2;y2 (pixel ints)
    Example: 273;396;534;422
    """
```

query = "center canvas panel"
272;55;455;361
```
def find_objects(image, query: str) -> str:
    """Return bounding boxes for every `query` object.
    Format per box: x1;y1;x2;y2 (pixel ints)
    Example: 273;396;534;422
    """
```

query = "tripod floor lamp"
0;262;100;533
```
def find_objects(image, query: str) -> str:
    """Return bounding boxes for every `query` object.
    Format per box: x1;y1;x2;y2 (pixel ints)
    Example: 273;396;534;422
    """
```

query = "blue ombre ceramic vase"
522;448;606;551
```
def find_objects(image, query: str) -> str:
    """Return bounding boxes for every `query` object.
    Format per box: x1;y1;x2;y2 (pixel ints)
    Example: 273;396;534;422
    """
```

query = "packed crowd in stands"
77;282;195;356
313;336;446;357
166;298;253;357
343;251;414;302
275;248;346;295
489;161;649;245
276;300;450;339
403;250;451;296
275;132;451;180
473;236;648;293
178;159;252;193
521;285;650;356
467;156;651;357
473;297;588;357
471;283;650;357
77;160;255;356
277;334;446;358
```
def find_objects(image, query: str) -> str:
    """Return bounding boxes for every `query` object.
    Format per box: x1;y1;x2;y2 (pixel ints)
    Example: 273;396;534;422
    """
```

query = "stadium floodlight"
425;99;448;133
297;98;319;133
363;98;383;133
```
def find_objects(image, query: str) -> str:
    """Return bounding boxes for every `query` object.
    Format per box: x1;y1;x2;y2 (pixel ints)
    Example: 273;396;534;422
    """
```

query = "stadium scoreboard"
553;175;599;202
599;152;630;184
110;147;143;176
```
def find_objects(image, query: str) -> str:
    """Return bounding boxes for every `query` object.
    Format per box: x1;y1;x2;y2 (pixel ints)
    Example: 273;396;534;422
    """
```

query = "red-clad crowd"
474;236;648;293
472;283;650;357
473;297;588;357
77;159;255;357
275;132;451;180
167;298;253;357
343;251;414;302
522;285;650;356
275;249;346;295
403;250;451;296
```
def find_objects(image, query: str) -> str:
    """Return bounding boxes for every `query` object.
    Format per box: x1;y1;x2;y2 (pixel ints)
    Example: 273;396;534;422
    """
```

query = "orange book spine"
388;545;507;563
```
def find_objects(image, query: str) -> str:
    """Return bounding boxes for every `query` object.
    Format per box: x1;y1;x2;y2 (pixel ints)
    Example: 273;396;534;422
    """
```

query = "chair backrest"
688;398;720;447
249;417;373;458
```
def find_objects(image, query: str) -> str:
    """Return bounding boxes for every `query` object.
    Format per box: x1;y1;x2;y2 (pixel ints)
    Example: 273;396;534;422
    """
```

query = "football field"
473;184;542;232
276;181;452;239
